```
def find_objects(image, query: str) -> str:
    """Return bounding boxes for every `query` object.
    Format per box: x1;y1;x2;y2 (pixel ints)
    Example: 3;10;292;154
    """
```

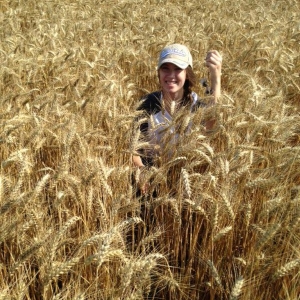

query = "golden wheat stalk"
98;157;113;197
9;241;44;275
221;192;235;221
119;260;135;296
49;216;81;261
0;287;9;300
165;198;181;224
0;175;9;205
0;221;20;243
136;229;163;253
213;226;232;242
181;168;192;199
211;202;219;232
47;257;81;282
183;199;208;219
207;259;223;288
273;258;300;280
256;223;281;249
229;276;245;300
32;173;51;201
95;197;110;230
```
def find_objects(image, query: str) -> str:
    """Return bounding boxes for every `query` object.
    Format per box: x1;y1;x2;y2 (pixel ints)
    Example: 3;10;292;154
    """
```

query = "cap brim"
157;58;190;70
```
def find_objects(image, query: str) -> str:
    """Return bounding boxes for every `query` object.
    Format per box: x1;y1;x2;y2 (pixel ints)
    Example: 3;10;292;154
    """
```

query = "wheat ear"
49;216;81;261
207;259;223;288
221;192;235;221
183;199;208;219
181;168;192;199
229;276;245;300
47;257;81;282
273;258;300;280
213;226;232;242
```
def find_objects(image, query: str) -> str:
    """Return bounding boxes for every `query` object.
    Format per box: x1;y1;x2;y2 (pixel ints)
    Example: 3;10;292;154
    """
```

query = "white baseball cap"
157;44;193;70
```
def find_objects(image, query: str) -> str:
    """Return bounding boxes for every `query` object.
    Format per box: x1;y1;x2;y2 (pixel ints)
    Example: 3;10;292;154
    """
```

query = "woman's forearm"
211;77;221;102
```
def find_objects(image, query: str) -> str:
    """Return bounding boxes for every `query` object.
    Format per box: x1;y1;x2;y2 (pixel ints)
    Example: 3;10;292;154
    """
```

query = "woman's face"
158;63;187;100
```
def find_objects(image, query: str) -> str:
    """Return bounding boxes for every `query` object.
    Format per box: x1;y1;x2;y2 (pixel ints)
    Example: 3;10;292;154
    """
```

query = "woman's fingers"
141;182;150;195
204;50;222;99
205;50;222;67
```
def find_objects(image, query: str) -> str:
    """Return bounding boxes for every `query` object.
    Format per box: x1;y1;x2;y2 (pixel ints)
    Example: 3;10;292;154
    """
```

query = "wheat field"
0;0;299;299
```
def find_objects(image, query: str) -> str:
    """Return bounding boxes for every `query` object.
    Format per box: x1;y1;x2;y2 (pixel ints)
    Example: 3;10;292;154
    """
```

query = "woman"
133;43;222;193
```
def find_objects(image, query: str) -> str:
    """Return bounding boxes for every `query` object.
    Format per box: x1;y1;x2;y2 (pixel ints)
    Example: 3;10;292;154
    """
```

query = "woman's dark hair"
182;66;197;107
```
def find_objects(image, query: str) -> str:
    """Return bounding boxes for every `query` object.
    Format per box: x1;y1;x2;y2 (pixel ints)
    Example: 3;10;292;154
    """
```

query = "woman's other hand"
205;50;222;99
